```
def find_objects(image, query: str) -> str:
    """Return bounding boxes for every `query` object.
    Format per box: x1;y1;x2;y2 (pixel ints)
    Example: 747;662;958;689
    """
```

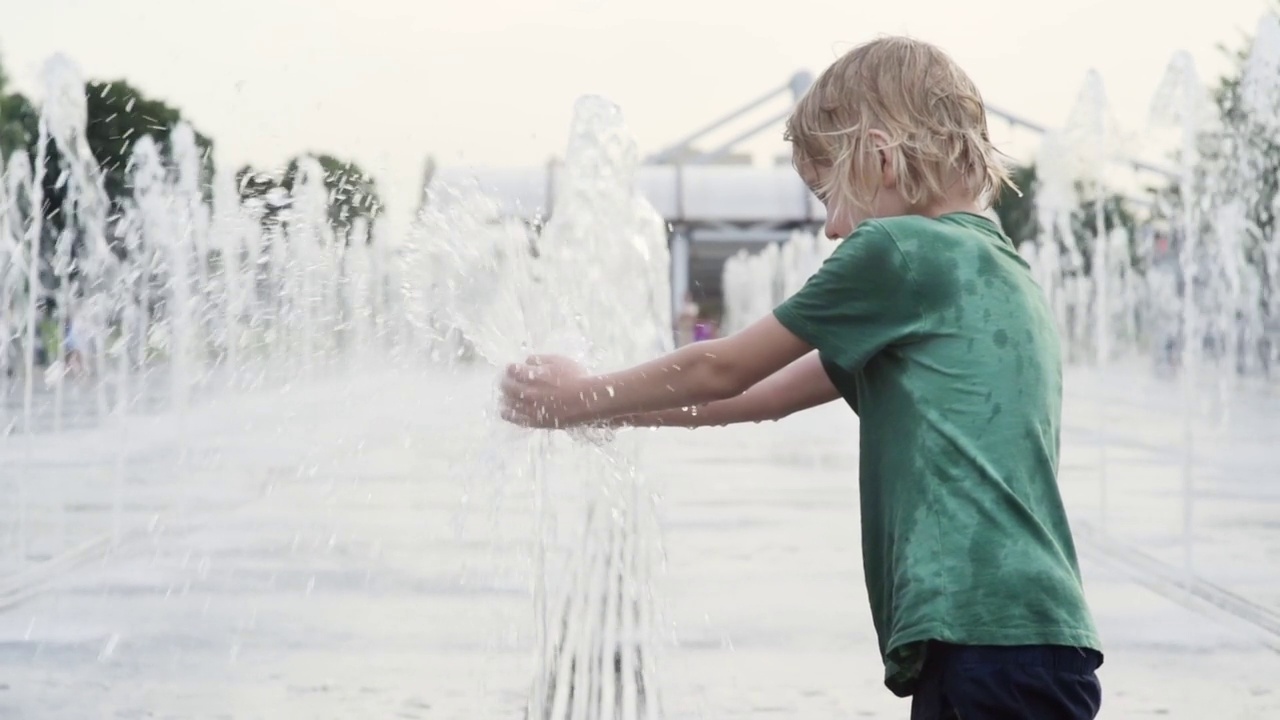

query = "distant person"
675;291;699;347
500;36;1102;720
64;316;89;377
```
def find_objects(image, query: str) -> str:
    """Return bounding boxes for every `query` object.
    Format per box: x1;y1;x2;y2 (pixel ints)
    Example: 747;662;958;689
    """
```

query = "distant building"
658;149;755;165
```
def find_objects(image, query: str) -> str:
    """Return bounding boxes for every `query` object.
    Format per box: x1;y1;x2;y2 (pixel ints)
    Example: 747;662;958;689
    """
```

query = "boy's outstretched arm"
500;314;812;428
609;352;839;428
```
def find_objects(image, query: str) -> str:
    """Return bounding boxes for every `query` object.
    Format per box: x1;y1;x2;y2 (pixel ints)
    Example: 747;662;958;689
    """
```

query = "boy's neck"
913;196;984;219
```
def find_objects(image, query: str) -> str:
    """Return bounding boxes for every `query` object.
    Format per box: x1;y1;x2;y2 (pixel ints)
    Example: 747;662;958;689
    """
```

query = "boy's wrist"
557;376;602;426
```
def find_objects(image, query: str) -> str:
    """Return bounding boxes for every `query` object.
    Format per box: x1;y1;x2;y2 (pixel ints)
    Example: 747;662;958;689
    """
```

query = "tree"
0;92;37;161
1210;13;1279;293
8;76;216;280
0;55;54;292
235;165;288;226
1;68;215;213
283;154;383;243
0;52;38;163
994;164;1039;246
1069;190;1141;277
238;155;384;244
1177;7;1280;343
993;162;1140;275
84;80;214;205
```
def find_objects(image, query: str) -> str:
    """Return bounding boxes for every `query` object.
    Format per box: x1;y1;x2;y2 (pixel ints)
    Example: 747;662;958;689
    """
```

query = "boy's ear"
867;129;896;189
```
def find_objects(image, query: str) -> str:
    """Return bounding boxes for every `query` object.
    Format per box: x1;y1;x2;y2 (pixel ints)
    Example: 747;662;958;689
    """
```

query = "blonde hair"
785;36;1015;216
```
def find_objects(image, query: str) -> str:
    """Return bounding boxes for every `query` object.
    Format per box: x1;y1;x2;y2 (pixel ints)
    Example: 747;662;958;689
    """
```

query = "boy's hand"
499;354;589;428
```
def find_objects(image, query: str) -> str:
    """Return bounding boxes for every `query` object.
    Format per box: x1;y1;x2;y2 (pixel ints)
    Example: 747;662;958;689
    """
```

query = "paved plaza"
0;364;1276;718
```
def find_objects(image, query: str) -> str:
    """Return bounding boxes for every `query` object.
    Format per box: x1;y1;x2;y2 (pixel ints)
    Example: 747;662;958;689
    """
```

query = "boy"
500;36;1103;719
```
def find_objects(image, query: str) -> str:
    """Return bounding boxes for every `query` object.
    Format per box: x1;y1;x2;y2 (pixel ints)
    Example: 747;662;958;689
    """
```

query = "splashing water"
721;43;1280;591
722;45;1271;379
401;96;671;720
1241;15;1280;134
1;55;674;718
1064;70;1124;365
1030;130;1082;349
525;99;669;720
720;232;833;336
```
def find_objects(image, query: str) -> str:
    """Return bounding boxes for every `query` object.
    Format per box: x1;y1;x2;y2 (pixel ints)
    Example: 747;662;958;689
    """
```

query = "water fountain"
402;96;672;720
720;29;1280;622
1;50;674;718
1148;48;1211;578
1062;70;1120;366
2;23;1279;717
0;152;33;416
1030;130;1083;353
1230;14;1280;377
720;231;833;335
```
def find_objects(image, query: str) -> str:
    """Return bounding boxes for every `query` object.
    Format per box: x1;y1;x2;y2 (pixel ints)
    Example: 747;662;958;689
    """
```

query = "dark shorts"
910;642;1103;720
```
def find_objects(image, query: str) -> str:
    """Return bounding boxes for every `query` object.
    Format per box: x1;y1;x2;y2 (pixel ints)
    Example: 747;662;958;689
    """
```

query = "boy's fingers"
499;374;520;396
503;364;543;384
526;354;573;368
506;362;528;378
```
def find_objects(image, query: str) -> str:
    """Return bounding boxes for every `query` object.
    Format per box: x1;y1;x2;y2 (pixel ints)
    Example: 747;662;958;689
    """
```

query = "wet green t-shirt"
773;213;1101;697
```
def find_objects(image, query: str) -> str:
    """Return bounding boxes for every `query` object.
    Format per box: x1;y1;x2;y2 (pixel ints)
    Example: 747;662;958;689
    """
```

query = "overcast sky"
0;0;1274;228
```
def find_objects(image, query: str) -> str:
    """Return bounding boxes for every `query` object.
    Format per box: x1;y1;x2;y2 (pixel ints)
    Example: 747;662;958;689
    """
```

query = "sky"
0;0;1274;229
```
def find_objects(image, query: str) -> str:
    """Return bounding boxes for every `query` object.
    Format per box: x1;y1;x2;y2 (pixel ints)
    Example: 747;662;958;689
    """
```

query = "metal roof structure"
430;163;824;227
422;71;1179;314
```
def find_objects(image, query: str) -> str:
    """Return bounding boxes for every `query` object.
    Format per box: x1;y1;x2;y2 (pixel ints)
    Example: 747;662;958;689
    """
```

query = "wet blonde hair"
785;36;1015;216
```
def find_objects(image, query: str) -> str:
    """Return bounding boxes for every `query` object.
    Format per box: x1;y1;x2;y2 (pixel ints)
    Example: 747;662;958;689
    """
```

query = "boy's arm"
501;314;813;428
609;352;840;428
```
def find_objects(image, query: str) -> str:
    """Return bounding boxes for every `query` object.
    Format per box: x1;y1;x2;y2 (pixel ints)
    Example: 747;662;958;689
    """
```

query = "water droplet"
98;633;121;662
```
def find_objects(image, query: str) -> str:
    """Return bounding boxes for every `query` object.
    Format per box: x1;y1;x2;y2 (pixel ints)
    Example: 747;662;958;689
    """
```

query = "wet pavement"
0;364;1276;718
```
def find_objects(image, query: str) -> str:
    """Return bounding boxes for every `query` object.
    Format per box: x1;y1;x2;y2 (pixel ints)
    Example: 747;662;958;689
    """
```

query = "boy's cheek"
824;206;856;240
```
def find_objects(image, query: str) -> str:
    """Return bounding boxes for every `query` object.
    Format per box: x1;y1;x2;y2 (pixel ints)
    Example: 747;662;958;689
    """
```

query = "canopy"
429;164;825;226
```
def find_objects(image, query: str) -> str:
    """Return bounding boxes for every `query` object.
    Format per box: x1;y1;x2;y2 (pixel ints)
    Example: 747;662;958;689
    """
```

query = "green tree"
238;155;384;244
0;56;217;258
994;164;1039;246
1183;8;1280;330
235;165;288;229
1069;191;1141;277
0;54;54;290
993;162;1140;275
283;154;384;243
0;52;38;162
0;93;38;161
1;71;214;213
84;80;214;205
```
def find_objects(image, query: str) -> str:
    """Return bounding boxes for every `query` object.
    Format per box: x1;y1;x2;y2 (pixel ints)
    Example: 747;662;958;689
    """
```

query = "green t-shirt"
773;212;1101;697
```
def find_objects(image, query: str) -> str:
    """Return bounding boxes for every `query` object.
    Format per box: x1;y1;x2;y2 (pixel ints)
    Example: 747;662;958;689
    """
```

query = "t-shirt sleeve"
820;352;860;414
772;221;921;372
